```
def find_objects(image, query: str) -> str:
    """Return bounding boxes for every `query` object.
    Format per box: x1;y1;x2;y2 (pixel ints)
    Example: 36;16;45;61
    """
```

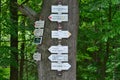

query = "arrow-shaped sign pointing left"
48;54;68;62
48;14;68;23
48;45;68;53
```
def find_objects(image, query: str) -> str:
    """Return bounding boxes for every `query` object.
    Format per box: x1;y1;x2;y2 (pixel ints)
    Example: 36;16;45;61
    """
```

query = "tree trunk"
10;0;18;80
0;2;1;46
37;0;79;80
99;0;112;80
20;43;25;80
19;18;25;80
0;21;1;46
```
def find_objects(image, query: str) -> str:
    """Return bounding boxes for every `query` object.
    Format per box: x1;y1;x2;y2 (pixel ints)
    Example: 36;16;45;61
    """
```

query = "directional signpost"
48;14;68;23
48;45;68;53
48;54;68;62
33;20;45;45
36;0;78;79
51;63;71;71
51;5;68;13
48;3;71;74
52;30;71;39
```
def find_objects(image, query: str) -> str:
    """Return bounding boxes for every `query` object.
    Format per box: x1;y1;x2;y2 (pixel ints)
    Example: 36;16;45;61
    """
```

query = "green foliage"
87;46;99;52
0;67;10;80
77;0;120;80
1;0;43;80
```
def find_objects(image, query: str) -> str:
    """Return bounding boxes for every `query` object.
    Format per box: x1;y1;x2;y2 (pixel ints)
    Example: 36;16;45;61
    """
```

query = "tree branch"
21;0;29;5
18;4;37;21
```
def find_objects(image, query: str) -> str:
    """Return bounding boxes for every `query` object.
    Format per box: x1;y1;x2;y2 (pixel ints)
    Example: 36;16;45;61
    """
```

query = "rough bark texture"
37;0;79;80
10;0;18;80
0;2;2;46
19;18;25;80
20;43;25;80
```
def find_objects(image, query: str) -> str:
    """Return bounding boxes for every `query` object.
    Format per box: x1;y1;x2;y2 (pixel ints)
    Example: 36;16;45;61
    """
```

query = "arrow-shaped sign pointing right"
52;30;71;39
51;63;71;71
48;14;68;23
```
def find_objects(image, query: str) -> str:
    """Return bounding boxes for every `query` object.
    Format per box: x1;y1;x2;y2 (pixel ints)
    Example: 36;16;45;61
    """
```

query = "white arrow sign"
52;5;68;13
48;54;68;62
34;20;45;28
33;52;41;61
52;30;71;39
48;14;68;23
34;29;44;37
48;45;68;53
51;63;71;71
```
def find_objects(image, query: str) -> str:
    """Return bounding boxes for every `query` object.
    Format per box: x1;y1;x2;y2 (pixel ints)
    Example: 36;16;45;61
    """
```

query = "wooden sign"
48;54;68;62
34;20;45;28
34;29;44;37
37;0;78;79
51;5;68;13
48;45;68;53
48;14;68;23
33;52;41;61
51;63;71;71
52;30;71;39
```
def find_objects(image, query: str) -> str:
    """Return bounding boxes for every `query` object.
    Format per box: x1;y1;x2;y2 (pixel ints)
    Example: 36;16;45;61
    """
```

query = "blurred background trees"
77;0;120;80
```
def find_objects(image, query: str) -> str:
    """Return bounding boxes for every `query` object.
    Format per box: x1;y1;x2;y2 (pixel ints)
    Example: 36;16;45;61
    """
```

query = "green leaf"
87;46;99;52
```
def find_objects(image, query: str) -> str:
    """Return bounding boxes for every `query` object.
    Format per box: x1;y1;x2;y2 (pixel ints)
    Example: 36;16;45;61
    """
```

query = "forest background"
0;0;120;80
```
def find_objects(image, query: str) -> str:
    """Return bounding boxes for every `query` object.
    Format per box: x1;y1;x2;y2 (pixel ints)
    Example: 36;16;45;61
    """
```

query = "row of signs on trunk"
33;20;45;44
48;4;71;71
33;4;71;72
48;4;68;23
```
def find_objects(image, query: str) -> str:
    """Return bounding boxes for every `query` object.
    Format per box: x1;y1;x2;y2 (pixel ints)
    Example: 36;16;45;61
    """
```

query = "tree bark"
0;21;1;46
10;0;18;80
19;18;25;80
100;0;112;80
20;43;25;80
37;0;79;80
0;1;1;46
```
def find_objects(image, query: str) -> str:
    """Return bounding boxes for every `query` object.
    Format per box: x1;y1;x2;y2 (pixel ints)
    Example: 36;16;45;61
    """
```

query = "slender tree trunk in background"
100;0;112;80
25;54;28;80
0;2;1;46
101;42;109;80
95;52;102;80
0;22;1;46
10;0;18;80
37;0;79;80
20;43;25;80
19;18;25;80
